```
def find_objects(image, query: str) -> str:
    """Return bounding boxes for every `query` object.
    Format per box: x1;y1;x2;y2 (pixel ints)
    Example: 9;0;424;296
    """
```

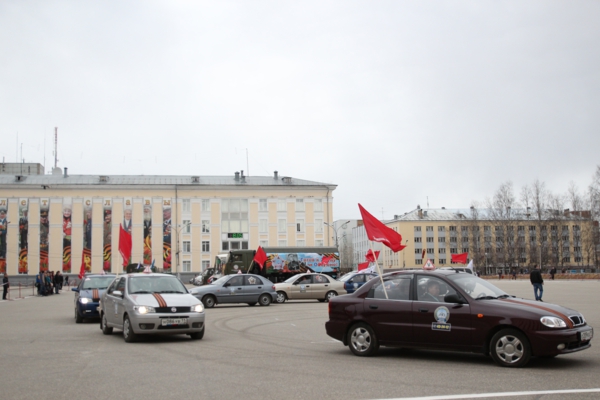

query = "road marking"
376;388;600;400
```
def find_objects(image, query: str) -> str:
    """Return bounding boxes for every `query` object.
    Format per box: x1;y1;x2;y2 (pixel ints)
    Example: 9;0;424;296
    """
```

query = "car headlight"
191;304;204;313
540;316;567;328
134;305;156;314
79;297;90;304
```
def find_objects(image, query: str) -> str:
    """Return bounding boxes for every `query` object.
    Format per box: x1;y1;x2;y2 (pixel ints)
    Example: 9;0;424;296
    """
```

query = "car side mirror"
113;290;123;297
444;293;465;304
71;287;79;293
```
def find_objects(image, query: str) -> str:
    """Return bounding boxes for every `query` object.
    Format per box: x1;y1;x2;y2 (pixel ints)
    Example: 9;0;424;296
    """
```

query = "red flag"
78;251;86;279
118;224;132;267
253;246;268;270
451;252;468;264
421;249;426;261
358;262;370;271
359;204;406;252
365;249;380;262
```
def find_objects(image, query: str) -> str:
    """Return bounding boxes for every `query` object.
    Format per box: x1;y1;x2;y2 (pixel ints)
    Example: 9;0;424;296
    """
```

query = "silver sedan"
99;273;205;342
189;274;277;308
274;273;346;303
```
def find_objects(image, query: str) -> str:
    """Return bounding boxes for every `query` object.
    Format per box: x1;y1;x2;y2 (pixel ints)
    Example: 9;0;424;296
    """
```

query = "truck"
214;247;340;283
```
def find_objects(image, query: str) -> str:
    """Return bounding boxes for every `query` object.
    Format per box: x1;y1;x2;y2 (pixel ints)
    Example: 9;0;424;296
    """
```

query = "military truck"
215;247;340;283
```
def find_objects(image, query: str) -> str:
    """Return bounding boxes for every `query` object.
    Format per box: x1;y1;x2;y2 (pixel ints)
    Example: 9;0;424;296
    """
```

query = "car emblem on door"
171;307;177;313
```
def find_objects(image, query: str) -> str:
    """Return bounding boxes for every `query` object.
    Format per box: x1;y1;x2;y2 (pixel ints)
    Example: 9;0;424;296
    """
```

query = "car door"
362;275;413;345
411;275;472;350
218;275;245;303
243;275;264;302
105;277;126;327
289;275;313;300
310;274;332;299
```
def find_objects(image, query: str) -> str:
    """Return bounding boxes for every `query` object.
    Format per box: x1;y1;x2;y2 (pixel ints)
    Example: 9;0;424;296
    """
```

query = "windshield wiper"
496;294;513;299
476;295;498;300
130;290;152;294
157;291;182;294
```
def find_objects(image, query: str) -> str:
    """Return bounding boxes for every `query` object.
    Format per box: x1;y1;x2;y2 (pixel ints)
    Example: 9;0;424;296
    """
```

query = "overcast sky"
1;1;599;220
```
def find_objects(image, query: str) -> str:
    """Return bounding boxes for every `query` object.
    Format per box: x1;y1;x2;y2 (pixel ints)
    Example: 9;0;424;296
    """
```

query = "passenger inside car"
420;280;441;302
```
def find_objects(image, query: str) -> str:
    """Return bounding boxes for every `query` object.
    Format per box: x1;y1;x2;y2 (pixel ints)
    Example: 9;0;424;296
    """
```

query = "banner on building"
40;198;50;272
0;198;7;274
18;198;29;274
62;198;72;273
163;199;172;273
103;198;112;272
143;198;152;265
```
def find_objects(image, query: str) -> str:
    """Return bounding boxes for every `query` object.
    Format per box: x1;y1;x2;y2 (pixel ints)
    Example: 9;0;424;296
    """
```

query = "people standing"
54;271;63;294
550;267;556;280
530;264;544;301
2;273;9;300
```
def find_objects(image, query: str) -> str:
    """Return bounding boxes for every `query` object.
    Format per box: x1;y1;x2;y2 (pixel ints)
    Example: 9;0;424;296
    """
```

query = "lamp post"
175;221;191;280
402;239;409;268
485;252;488;275
324;220;350;272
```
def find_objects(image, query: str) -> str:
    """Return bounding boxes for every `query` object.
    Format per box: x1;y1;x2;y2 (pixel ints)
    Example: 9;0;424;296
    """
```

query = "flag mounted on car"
365;249;380;262
359;204;406;252
451;252;468;264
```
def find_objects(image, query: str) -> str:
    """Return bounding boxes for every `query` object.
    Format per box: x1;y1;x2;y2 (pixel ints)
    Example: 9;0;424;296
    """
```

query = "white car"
99;273;205;342
274;273;346;303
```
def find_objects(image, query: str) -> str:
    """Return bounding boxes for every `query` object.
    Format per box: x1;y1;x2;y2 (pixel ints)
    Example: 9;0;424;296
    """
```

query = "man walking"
530;264;544;301
2;273;9;300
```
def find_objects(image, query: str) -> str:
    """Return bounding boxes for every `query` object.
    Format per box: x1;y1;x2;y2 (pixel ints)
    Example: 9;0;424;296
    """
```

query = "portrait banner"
143;198;152;265
40;198;50;272
103;198;112;272
163;199;172;273
62;198;72;273
83;198;92;251
123;197;133;235
19;198;29;274
0;198;8;273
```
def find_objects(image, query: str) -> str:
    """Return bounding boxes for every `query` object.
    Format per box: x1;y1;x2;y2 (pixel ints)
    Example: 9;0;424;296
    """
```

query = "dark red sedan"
325;269;593;367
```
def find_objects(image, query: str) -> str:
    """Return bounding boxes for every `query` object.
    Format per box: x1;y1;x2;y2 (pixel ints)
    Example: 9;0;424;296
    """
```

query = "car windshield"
210;276;230;285
283;275;301;283
446;274;509;299
339;274;357;282
128;276;187;294
82;276;115;290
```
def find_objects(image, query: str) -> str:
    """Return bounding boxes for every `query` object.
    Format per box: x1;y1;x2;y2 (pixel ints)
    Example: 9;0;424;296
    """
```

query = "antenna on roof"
427;196;429;208
54;127;58;169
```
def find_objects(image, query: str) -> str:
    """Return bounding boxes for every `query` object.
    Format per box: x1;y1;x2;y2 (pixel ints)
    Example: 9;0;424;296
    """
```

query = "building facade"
0;167;337;276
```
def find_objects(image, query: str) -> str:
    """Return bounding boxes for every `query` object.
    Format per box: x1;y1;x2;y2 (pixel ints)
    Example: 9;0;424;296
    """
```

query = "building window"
202;260;210;271
278;219;286;232
296;219;304;232
426;237;433;243
314;199;323;212
202;241;210;252
182;261;191;272
462;237;469;242
259;199;268;212
414;226;421;232
438;237;445;243
183;241;191;253
259;240;268;247
461;226;468;232
438;248;446;254
183;220;191;233
450;237;457;242
415;259;421;264
278;240;287;246
296;199;305;211
182;199;191;213
427;248;434;254
415;248;422;254
315;219;323;233
202;220;210;233
315;239;324;246
462;248;468;253
439;259;446;264
277;200;286;211
573;225;580;231
259;219;268;233
450;248;457;253
222;242;229;250
297;240;305;246
438;226;445;232
449;226;456;231
518;226;524;231
414;237;422;243
426;226;433;231
201;199;210;211
484;226;490;232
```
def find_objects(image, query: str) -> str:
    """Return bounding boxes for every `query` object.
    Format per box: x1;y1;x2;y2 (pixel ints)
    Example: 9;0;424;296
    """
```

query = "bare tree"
486;181;519;273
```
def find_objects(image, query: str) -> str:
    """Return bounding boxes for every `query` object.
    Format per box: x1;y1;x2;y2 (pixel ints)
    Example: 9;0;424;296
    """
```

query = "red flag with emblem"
253;246;268;270
359;204;406;252
451;252;468;264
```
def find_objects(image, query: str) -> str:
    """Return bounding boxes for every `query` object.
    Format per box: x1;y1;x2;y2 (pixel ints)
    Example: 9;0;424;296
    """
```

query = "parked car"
189;274;277;308
325;269;593;367
99;273;205;342
274;273;346;303
72;274;116;323
189;274;203;286
338;272;378;294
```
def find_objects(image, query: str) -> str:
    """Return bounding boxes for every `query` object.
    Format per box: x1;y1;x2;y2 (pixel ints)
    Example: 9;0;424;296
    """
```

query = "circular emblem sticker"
434;306;450;323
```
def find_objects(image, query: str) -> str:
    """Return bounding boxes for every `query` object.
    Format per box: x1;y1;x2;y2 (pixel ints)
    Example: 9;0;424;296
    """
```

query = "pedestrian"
550;267;556;280
2;273;9;300
65;275;69;287
530;264;544;301
54;271;63;294
511;269;517;280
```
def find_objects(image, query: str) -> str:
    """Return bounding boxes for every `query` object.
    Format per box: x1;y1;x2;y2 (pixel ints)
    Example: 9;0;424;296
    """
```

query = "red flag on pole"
451;252;468;264
253;246;268;270
358;204;406;252
118;224;132;267
357;262;370;271
78;251;86;279
421;249;426;261
365;249;380;262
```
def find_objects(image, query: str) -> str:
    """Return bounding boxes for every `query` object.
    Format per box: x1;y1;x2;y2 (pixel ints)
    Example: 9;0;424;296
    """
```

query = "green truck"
214;247;340;283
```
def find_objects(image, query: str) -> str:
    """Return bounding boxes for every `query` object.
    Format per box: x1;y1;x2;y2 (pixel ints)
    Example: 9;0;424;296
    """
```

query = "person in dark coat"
530;264;544;301
2;273;9;300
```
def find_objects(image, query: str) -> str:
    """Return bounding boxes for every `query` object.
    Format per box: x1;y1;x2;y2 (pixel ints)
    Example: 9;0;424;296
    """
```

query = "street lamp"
402;239;409;268
324;220;350;272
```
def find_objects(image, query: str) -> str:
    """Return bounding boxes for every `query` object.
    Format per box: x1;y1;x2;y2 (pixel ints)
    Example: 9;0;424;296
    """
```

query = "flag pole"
370;241;389;300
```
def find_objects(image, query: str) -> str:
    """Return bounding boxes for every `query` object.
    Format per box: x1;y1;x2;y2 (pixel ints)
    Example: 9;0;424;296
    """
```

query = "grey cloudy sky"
1;1;599;220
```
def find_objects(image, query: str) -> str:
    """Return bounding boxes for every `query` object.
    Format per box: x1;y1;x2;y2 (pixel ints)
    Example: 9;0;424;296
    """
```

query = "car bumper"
530;326;593;356
325;319;347;343
129;312;206;335
77;302;100;318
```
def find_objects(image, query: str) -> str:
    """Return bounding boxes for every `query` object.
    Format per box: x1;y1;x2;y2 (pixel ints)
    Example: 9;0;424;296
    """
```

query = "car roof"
84;274;116;278
382;269;470;278
126;273;177;278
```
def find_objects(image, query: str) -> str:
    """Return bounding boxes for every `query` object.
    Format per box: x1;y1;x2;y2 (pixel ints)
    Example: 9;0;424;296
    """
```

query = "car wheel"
123;315;138;343
75;307;83;323
490;329;531;368
276;291;287;304
101;313;113;335
258;294;271;306
325;291;337;302
202;295;216;308
348;323;379;357
189;328;204;340
247;302;257;306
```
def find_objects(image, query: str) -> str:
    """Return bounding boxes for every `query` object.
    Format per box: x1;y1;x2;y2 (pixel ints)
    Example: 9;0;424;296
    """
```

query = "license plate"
161;318;187;326
581;330;593;341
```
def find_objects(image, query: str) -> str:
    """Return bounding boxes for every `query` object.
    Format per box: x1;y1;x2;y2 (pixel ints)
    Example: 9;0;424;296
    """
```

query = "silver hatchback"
99;273;205;342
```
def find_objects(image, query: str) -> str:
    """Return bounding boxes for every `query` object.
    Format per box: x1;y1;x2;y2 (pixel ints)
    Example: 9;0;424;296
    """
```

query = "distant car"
274;273;347;303
189;275;203;286
325;269;593;367
189;274;277;308
338;272;378;294
72;274;116;323
99;273;205;342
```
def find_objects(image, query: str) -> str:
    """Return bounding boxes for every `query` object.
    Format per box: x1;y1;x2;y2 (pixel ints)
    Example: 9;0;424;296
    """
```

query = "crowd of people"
35;271;69;296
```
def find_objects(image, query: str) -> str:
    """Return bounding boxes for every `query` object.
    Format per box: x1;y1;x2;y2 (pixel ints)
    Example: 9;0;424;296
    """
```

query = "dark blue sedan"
72;274;116;323
338;272;377;294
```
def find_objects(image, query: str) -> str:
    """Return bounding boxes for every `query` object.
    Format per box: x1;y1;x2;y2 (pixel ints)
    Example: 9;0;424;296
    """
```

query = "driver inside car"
420;280;441;302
